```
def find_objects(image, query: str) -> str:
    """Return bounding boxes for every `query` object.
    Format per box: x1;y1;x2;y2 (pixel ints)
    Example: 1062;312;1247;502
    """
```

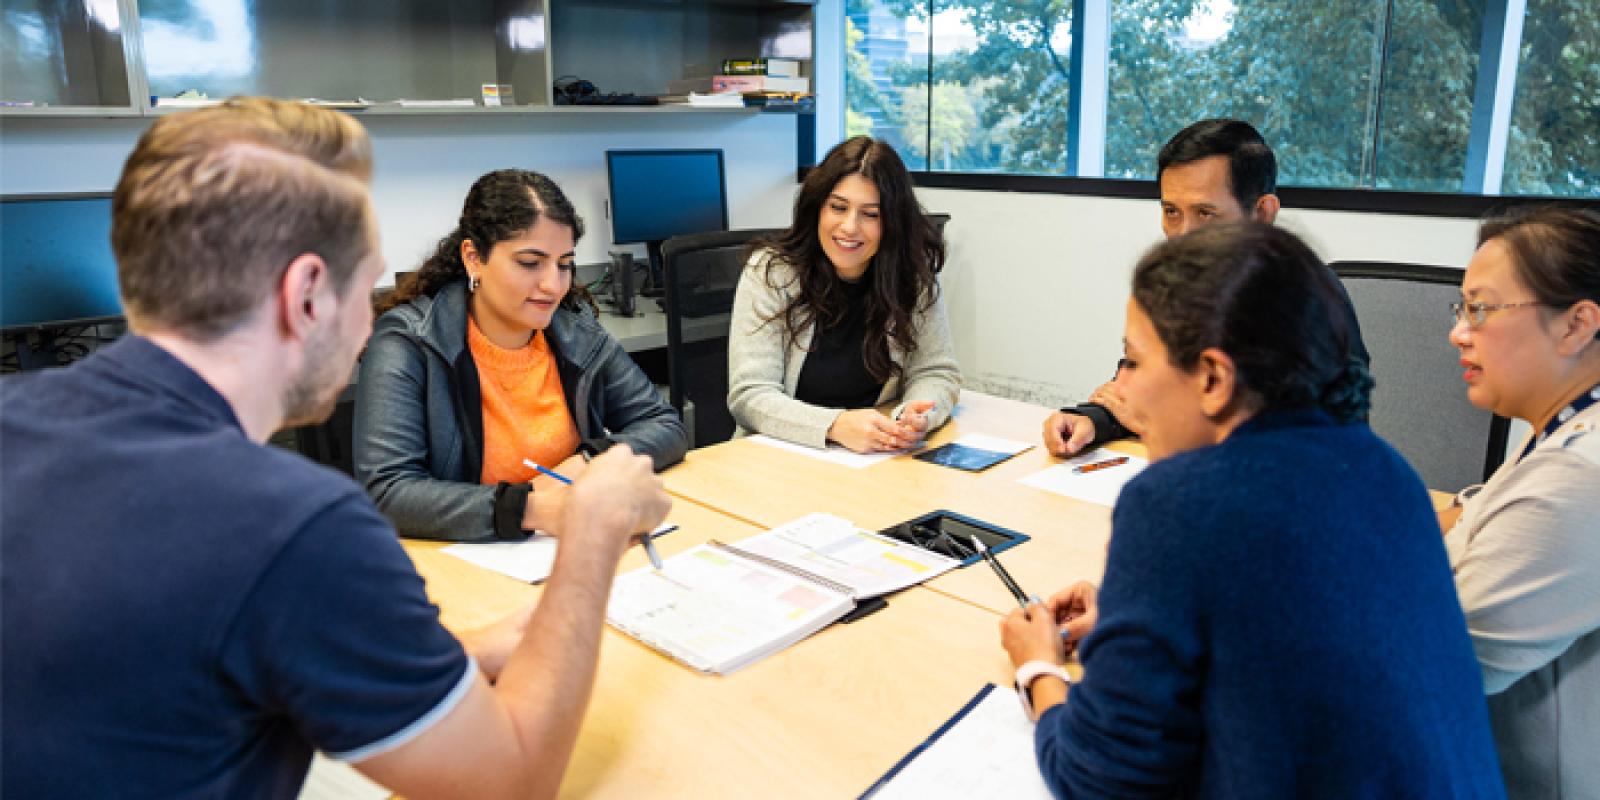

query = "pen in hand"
524;458;665;570
970;535;1040;609
973;535;1072;646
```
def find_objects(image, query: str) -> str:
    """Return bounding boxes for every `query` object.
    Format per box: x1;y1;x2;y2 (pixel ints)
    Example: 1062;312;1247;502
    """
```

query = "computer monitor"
605;149;729;304
1;193;124;368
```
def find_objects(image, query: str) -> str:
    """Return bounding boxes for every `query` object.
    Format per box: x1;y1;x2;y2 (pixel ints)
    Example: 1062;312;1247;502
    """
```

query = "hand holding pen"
999;579;1100;669
974;535;1097;655
1046;581;1099;656
525;455;668;570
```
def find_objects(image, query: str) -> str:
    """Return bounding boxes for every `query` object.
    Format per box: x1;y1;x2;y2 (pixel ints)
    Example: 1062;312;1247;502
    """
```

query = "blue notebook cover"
914;442;1019;471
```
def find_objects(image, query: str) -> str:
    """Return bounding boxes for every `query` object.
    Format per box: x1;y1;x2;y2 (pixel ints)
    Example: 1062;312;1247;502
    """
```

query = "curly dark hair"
378;168;594;316
747;136;945;383
1132;222;1373;423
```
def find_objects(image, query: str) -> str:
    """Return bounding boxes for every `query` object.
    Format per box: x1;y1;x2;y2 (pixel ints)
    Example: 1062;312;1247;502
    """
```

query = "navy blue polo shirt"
1;336;471;798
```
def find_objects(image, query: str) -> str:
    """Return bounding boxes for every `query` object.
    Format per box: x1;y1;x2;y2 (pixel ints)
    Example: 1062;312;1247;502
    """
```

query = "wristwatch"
1450;483;1484;509
1014;660;1071;721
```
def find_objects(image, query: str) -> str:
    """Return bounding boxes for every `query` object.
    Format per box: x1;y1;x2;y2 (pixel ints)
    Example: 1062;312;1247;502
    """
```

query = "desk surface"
595;303;728;354
664;391;1127;614
397;390;1456;798
596;303;670;353
403;499;1012;799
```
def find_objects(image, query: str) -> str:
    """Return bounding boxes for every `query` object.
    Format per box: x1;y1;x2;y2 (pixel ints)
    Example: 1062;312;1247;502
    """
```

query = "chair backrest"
290;384;357;476
1331;261;1510;491
661;228;783;448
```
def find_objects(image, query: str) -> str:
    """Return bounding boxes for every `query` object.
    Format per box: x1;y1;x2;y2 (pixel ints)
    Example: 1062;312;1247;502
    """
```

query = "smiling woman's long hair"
748;137;945;382
377;169;593;317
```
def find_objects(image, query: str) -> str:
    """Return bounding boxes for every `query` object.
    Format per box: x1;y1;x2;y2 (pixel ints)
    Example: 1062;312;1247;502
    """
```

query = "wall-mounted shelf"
1;0;815;122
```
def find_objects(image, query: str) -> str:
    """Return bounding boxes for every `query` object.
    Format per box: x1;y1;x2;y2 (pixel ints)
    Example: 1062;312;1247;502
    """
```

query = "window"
844;0;1599;199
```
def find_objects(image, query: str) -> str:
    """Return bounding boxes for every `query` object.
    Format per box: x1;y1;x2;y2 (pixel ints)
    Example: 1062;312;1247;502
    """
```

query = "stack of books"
712;58;809;95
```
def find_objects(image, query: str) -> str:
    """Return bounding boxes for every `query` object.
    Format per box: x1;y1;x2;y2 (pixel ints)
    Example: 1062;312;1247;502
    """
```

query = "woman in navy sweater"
1000;223;1504;798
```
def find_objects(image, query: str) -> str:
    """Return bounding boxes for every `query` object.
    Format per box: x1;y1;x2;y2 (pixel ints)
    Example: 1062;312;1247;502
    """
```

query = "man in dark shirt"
1043;119;1369;456
0;97;669;799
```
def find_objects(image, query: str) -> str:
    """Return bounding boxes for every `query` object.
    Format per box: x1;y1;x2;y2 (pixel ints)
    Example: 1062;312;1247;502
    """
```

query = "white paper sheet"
867;685;1052;799
441;536;559;583
747;434;901;469
442;523;676;584
297;753;389;800
1018;448;1148;508
946;433;1033;455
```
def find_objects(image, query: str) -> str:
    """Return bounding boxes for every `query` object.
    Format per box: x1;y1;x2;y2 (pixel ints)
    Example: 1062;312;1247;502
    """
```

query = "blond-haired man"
0;97;669;799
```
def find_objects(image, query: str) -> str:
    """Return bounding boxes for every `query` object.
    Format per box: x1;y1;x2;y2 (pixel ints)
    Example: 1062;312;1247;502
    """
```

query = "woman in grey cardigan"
728;137;960;452
356;170;686;542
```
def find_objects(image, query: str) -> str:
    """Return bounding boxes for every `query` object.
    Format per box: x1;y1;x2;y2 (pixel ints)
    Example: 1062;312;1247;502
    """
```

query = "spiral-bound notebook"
607;514;959;674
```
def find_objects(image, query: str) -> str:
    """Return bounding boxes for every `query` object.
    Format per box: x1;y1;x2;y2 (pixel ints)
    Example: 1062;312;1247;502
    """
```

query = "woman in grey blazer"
728;137;960;453
355;169;686;542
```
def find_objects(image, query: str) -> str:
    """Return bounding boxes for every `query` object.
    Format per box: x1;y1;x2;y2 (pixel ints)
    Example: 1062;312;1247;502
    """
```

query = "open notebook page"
607;543;854;674
734;513;959;598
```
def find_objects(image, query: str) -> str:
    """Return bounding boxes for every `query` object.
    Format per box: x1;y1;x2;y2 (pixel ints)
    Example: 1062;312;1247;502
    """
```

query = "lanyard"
1519;381;1600;462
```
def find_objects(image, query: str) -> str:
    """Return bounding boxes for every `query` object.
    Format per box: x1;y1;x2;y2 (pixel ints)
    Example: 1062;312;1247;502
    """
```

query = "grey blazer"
727;251;961;448
354;280;686;541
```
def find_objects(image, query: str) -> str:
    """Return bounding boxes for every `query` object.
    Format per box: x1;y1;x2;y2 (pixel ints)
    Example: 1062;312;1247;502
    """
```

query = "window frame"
832;0;1600;213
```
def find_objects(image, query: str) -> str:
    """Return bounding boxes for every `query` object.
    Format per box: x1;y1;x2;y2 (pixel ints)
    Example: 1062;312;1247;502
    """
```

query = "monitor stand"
641;240;667;299
611;250;638;317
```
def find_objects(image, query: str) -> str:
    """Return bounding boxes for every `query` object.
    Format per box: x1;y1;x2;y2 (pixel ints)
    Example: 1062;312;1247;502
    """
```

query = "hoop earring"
469;274;481;293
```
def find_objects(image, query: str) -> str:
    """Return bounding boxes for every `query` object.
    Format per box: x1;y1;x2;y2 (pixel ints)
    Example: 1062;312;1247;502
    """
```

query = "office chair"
1331;261;1510;491
290;383;357;476
660;228;782;449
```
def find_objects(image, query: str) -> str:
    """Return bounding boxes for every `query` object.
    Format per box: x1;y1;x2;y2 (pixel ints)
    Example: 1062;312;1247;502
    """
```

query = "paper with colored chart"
733;512;959;599
607;543;855;675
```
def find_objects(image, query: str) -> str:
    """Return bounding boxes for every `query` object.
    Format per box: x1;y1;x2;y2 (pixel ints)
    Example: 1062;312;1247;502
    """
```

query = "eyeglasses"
1450;300;1545;329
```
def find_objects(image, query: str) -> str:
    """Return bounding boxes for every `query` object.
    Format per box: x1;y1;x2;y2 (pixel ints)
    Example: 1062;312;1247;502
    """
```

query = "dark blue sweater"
1036;409;1504;798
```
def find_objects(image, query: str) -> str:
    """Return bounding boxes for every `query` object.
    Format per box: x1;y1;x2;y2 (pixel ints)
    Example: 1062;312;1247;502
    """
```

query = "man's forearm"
489;526;625;797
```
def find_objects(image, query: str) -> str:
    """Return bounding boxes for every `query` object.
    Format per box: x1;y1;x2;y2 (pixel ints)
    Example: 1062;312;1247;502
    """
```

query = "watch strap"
1014;660;1070;721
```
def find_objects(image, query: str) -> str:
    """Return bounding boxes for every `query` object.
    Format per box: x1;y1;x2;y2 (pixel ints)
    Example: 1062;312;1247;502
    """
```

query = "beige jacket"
726;251;961;448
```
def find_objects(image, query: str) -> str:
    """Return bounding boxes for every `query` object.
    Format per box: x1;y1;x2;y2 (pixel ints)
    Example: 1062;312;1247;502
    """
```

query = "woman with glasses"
727;136;960;453
997;223;1503;796
1440;207;1600;798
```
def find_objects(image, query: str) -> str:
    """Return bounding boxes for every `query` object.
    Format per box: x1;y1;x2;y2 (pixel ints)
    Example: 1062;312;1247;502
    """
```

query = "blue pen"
524;458;665;570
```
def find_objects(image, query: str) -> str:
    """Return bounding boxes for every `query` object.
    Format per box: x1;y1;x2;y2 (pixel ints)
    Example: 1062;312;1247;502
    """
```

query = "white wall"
0;111;802;283
3;112;1489;418
922;186;1480;407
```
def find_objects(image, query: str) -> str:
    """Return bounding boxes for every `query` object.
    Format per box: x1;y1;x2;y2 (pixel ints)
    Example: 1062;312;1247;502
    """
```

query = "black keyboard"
554;94;660;106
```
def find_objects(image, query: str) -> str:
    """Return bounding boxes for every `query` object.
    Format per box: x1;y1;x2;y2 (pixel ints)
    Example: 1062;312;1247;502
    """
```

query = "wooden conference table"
662;391;1133;615
396;391;1114;798
399;390;1444;797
